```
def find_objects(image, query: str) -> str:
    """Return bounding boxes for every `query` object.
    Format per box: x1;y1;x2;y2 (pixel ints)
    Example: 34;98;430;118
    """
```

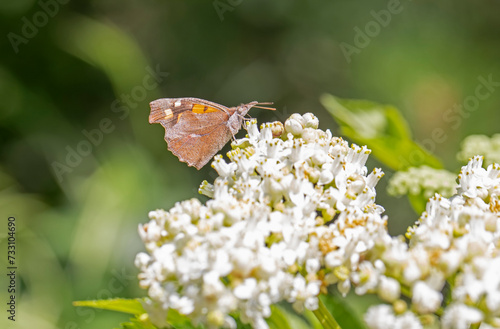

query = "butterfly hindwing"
164;110;233;169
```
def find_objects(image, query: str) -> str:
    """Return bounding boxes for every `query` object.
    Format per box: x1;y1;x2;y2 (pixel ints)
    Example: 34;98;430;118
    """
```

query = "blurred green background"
1;0;500;328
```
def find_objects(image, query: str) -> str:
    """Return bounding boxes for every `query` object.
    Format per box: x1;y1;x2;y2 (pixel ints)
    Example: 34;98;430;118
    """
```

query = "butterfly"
149;97;275;169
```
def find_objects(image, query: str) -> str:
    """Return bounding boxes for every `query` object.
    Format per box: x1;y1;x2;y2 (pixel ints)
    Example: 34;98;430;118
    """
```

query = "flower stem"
312;297;341;329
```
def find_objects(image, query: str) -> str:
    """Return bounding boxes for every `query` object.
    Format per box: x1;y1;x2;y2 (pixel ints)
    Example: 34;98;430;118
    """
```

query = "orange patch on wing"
192;104;219;114
176;112;184;123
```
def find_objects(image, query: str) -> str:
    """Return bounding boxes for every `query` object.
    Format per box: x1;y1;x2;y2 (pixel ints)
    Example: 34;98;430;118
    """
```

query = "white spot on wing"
174;100;182;107
164;109;173;119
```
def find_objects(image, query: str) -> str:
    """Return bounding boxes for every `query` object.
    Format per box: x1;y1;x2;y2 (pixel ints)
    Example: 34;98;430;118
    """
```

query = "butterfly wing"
164;110;233;169
149;97;228;129
149;98;235;169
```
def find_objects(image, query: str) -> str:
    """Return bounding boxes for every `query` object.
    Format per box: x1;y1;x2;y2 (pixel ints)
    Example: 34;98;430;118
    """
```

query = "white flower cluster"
135;113;387;328
387;165;457;199
136;111;500;329
365;156;500;329
457;134;500;166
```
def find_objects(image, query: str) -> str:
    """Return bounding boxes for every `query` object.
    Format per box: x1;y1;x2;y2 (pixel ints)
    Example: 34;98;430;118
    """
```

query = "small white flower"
134;252;150;269
483;258;500;313
284;114;304;136
457;134;500;166
457;156;498;200
364;305;396;329
393;312;422;329
441;304;483;329
403;259;422;284
387;166;457;199
439;250;463;276
303;112;319;129
353;261;381;295
412;281;442;314
234;278;257;300
378;276;401;302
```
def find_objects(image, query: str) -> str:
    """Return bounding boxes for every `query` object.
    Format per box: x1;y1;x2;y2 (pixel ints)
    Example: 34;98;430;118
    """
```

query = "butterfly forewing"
149;98;229;128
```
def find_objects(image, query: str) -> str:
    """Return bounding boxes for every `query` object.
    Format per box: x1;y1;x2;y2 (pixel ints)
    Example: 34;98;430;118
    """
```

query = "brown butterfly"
149;97;275;169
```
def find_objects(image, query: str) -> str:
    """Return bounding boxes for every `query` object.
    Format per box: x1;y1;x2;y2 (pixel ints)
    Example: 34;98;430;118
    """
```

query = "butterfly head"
235;101;276;117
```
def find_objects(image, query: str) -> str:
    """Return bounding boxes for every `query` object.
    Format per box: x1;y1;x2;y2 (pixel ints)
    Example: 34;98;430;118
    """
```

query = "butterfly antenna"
253;103;276;111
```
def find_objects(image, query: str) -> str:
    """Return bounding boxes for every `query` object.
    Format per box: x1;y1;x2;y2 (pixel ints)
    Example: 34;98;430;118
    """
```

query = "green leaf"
312;297;341;329
303;309;325;329
166;309;202;329
320;294;368;329
266;305;312;329
320;94;442;171
266;305;293;329
74;298;203;328
116;315;157;329
73;298;146;315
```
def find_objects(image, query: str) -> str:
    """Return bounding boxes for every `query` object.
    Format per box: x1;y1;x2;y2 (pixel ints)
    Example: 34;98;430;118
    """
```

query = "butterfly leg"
237;113;253;123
